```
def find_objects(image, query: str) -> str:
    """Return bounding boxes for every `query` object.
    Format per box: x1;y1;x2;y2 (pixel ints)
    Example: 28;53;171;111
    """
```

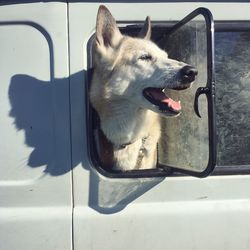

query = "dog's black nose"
180;65;198;84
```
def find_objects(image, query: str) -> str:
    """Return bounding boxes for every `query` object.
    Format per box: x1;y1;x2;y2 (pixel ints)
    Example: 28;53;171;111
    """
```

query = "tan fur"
90;5;195;171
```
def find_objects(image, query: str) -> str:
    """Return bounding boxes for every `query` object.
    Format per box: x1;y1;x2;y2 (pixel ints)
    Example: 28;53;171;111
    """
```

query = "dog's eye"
138;54;152;61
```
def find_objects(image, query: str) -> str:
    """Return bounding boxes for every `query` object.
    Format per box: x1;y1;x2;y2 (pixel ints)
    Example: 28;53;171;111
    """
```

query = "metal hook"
194;87;210;118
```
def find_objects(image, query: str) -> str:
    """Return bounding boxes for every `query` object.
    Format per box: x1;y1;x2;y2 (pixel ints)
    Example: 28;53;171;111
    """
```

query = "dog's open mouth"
143;85;190;114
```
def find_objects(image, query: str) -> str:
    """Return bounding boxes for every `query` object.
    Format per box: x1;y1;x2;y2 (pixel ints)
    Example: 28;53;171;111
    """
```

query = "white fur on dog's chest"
102;108;157;146
113;134;157;171
98;108;160;170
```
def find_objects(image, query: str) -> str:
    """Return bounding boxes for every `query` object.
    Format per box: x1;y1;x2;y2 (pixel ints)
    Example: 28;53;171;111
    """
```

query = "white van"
0;1;250;250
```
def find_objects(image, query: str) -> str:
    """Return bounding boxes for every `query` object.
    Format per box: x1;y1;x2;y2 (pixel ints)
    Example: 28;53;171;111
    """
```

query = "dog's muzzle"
143;65;198;116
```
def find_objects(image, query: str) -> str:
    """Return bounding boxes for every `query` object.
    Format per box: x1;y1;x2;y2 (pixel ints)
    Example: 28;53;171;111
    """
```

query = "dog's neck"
99;101;157;146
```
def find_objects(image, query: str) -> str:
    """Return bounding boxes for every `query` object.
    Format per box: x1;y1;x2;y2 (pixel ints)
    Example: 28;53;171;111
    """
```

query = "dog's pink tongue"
150;89;181;111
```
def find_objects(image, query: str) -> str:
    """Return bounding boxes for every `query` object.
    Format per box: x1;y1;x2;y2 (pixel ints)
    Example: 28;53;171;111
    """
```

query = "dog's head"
91;5;198;117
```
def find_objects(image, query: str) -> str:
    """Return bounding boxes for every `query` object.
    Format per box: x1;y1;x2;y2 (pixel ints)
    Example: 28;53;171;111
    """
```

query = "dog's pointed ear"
138;16;151;40
95;5;122;48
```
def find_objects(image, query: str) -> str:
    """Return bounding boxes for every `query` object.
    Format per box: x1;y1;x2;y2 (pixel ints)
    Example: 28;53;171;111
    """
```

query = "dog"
90;5;198;171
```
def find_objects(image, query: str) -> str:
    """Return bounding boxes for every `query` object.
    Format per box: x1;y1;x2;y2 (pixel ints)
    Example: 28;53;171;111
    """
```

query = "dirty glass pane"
157;15;209;172
215;31;250;166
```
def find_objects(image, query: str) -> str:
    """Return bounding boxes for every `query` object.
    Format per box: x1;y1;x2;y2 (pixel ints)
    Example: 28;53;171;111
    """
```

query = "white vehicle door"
0;3;72;250
69;2;250;250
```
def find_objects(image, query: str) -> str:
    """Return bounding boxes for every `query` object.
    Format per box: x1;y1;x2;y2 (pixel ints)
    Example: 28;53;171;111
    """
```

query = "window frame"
156;8;216;178
86;14;250;179
172;21;250;177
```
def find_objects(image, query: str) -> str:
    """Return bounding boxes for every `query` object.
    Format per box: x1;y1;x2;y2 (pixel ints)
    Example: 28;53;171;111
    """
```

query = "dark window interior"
214;28;250;167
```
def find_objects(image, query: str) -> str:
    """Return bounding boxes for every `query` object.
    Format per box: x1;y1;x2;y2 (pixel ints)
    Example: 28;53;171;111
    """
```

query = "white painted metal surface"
0;3;72;250
68;2;250;250
1;2;250;250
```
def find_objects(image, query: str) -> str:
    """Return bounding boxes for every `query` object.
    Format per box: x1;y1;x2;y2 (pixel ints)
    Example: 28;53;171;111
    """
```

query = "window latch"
194;86;210;118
